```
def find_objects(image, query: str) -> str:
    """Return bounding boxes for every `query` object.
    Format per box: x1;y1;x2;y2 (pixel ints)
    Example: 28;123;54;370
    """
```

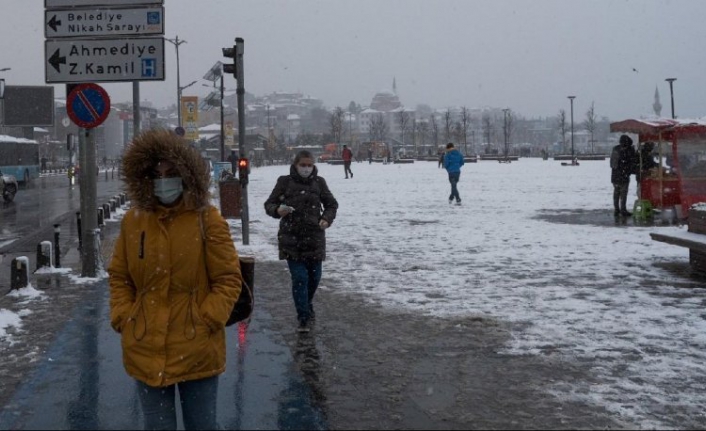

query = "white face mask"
297;166;314;178
153;177;183;205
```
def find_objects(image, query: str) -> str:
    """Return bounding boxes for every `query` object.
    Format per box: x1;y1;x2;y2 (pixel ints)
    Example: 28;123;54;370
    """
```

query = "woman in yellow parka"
108;129;242;430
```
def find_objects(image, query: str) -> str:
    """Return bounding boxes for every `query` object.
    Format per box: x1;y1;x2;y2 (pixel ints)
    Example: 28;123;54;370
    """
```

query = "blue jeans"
136;375;219;430
287;259;322;323
448;172;461;201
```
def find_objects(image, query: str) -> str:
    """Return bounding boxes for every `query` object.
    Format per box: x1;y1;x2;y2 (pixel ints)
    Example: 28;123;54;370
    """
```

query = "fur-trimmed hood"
121;129;210;211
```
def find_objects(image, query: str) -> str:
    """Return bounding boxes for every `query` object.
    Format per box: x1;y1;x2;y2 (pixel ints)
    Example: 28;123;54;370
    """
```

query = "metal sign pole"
236;37;249;245
79;128;97;277
133;81;140;140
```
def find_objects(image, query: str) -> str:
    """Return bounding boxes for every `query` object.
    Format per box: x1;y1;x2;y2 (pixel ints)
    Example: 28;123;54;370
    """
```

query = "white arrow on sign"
45;7;164;38
45;37;165;83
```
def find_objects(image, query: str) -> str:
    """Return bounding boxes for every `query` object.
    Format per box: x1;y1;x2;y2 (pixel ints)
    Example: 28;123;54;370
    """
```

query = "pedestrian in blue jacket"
443;142;465;204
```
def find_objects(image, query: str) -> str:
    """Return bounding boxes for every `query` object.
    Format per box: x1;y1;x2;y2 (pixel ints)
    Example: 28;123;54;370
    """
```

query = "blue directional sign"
66;83;111;129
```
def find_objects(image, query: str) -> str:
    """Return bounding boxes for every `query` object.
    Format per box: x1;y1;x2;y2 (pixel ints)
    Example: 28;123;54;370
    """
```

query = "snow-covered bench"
651;207;706;273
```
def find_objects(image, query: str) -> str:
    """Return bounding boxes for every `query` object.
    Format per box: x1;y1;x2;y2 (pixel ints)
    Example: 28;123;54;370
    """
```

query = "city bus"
0;135;40;184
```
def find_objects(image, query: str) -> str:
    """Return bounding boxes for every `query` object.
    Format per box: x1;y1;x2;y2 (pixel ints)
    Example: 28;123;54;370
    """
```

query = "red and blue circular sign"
66;83;111;129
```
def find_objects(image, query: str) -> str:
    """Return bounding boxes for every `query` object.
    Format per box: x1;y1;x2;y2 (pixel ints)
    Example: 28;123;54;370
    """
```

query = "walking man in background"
610;134;637;216
342;144;354;178
442;142;465;204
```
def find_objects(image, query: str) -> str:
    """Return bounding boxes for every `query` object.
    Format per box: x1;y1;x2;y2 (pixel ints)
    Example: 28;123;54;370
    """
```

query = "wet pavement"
0;276;328;430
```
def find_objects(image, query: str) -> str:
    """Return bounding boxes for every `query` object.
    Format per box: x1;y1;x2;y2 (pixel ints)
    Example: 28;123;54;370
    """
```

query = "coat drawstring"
184;288;198;340
131;291;148;341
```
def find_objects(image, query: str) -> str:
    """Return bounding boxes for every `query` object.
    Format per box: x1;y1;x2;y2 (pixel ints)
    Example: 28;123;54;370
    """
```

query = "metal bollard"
10;257;29;290
120;193;126;205
109;199;116;212
103;203;111;220
76;211;82;253
97;207;104;226
36;241;53;270
54;224;61;268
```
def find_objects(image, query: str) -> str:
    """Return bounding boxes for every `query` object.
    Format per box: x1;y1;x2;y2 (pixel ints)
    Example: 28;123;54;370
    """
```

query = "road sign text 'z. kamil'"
45;38;165;83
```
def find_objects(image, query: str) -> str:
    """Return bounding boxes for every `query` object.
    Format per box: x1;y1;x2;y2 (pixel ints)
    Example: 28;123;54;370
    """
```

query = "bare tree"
370;113;388;141
443;109;453;143
410;118;418;156
460;106;471;155
502;110;514;157
430;115;439;149
396;110;411;145
584;101;597;154
453;122;464;148
557;109;567;153
329;107;345;143
482;112;493;153
418;120;429;155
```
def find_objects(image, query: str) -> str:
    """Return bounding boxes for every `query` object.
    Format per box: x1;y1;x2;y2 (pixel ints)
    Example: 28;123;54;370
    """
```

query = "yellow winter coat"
108;129;242;387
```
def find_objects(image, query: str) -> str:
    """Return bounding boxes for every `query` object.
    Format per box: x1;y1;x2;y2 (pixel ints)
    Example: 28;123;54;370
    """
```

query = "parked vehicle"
1;169;18;202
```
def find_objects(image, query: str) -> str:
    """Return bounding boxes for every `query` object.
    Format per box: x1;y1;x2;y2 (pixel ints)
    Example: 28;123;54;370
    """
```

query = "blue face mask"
153;177;183;205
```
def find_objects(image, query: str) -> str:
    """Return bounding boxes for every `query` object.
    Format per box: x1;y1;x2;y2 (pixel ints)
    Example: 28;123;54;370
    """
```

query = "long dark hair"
293;150;315;165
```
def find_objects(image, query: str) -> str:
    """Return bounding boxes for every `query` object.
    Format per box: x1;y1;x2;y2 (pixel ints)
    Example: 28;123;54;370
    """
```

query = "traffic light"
222;46;236;77
238;158;249;185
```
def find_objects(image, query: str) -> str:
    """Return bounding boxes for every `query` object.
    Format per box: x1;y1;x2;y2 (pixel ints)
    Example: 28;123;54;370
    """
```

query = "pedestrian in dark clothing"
438;150;444;168
367;147;373;164
635;141;659;199
264;150;338;333
636;141;658;181
610;134;637;216
227;149;238;176
342;144;354;178
443;142;465;204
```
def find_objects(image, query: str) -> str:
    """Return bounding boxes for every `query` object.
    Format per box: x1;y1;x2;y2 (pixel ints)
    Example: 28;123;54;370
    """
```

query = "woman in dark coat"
264;150;338;332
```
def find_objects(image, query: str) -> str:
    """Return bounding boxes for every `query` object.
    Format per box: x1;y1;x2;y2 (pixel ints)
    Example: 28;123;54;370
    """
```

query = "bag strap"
199;209;253;313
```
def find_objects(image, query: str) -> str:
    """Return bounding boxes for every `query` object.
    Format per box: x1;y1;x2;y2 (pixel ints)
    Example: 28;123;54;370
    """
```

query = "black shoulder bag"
200;210;255;326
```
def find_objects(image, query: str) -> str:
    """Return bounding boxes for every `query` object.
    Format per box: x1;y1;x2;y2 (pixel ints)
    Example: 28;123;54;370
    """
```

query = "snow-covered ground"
1;157;703;427
239;158;705;429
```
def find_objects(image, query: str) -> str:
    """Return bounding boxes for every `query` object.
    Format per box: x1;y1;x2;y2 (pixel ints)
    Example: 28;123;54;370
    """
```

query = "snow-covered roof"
199;123;222;131
611;117;706;135
0;134;37;143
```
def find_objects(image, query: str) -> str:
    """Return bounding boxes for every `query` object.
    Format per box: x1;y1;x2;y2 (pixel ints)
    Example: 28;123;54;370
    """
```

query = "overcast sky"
1;0;704;120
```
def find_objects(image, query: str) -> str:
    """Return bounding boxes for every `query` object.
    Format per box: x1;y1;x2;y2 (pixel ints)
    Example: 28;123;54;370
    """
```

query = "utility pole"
568;96;576;162
166;36;187;128
665;78;677;119
235;38;249;245
220;69;225;161
502;108;510;158
79;128;98;277
132;82;140;140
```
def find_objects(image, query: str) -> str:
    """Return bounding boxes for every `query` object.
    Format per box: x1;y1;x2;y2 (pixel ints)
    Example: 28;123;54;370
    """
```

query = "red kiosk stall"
610;118;706;219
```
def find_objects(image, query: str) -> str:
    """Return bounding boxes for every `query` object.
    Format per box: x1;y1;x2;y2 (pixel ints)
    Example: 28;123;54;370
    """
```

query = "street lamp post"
502;108;510;158
0;68;9;135
0;78;5;134
166;36;187;128
665;78;677;119
568;96;576;163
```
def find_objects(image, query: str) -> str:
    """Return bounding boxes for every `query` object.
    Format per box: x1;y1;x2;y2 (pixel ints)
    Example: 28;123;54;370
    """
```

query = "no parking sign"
66;83;111;129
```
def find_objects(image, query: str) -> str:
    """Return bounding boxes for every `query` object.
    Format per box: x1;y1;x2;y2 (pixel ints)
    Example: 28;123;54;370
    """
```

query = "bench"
651;207;706;273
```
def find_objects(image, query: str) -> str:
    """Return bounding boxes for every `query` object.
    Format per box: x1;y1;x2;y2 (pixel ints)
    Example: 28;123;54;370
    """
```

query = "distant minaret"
653;86;662;117
393;77;397;95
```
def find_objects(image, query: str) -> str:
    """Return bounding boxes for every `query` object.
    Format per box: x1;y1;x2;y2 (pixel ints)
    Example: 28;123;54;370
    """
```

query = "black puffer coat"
264;165;338;261
610;142;637;184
